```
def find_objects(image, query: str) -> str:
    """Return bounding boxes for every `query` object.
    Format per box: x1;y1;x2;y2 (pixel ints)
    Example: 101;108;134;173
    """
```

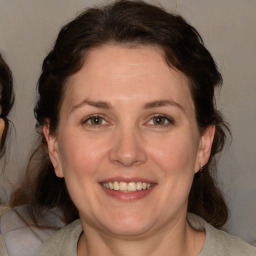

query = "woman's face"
45;45;214;237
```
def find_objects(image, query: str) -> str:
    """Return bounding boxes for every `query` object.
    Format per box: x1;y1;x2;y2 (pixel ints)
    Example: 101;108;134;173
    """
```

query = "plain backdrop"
0;0;255;244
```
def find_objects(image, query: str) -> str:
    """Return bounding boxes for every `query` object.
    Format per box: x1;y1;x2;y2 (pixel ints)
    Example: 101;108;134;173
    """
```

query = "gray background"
0;0;255;244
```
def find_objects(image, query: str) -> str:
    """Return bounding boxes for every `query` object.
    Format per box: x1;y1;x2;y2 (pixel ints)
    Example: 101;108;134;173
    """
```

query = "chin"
99;212;157;237
105;223;153;237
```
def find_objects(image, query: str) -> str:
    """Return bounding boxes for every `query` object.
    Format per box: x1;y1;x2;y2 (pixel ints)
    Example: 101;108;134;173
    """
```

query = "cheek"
57;134;106;206
148;132;199;175
58;132;109;178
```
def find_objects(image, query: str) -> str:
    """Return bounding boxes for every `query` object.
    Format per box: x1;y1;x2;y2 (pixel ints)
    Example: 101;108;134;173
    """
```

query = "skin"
0;105;5;140
0;119;4;139
44;45;215;256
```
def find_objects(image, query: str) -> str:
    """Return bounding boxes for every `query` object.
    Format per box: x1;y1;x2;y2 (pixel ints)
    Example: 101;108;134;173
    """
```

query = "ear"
195;125;215;173
43;120;64;178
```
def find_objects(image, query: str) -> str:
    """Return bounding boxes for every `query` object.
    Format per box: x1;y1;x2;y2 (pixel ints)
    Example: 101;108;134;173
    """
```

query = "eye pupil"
91;117;102;125
153;117;165;125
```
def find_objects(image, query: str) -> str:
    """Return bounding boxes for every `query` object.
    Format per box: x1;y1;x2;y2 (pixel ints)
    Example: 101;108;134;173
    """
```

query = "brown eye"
146;115;174;127
90;116;103;125
83;116;107;126
152;116;167;125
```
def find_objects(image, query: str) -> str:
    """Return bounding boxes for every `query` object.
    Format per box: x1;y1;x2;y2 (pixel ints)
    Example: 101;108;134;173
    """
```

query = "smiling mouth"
102;181;153;192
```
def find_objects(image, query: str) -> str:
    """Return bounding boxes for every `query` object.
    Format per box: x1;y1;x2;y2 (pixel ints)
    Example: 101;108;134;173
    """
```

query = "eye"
83;115;107;126
148;115;174;126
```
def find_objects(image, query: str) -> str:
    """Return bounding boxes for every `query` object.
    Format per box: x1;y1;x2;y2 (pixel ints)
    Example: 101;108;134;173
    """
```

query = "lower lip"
101;185;155;201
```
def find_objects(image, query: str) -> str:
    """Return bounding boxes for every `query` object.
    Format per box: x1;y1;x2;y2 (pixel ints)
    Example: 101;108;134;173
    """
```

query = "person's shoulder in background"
0;205;9;256
0;204;65;256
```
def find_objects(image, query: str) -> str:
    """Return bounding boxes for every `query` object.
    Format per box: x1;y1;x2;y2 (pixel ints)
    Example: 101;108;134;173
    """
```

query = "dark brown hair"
0;53;14;158
11;0;229;227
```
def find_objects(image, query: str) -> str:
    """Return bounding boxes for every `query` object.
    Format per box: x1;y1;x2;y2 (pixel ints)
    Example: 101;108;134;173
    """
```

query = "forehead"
63;44;193;112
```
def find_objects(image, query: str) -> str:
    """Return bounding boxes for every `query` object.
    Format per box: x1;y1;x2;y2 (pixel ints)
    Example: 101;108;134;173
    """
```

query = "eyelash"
82;115;108;126
82;114;174;127
147;114;174;127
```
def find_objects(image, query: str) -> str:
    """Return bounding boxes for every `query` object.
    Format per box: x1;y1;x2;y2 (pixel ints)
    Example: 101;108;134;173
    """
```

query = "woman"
0;54;15;254
0;53;14;204
0;54;14;159
8;0;256;255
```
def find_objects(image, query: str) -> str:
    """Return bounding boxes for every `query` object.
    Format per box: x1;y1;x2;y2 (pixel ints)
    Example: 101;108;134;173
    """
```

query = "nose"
108;127;147;167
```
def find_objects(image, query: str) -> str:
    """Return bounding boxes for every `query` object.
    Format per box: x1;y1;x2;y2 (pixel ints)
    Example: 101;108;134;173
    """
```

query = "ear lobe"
195;125;215;173
43;121;64;178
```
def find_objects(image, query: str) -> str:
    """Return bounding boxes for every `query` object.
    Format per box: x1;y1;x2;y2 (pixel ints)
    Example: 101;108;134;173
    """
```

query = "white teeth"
119;182;128;191
136;182;143;190
102;181;152;192
128;182;136;192
113;181;119;191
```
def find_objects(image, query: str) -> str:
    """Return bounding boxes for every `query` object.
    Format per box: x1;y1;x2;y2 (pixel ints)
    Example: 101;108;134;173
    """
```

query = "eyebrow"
71;99;184;113
144;100;184;112
71;99;112;112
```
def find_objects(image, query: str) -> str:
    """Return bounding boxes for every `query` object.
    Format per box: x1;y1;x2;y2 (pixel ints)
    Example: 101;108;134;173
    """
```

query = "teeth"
136;182;143;190
119;182;128;191
113;181;119;190
128;182;136;192
102;181;152;192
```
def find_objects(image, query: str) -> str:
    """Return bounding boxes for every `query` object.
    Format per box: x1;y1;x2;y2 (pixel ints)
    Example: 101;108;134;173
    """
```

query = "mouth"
101;181;153;192
100;179;156;201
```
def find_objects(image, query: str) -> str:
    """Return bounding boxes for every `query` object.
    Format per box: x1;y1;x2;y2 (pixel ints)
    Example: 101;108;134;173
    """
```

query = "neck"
77;213;205;256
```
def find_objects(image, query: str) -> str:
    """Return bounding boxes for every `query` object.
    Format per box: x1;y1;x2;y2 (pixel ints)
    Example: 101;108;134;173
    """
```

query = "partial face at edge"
0;119;4;140
44;44;215;237
0;97;5;141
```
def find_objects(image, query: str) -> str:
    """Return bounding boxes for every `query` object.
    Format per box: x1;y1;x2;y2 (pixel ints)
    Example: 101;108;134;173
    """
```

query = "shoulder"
0;206;9;255
0;204;65;256
187;213;256;256
203;223;256;255
38;219;82;256
0;233;8;256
